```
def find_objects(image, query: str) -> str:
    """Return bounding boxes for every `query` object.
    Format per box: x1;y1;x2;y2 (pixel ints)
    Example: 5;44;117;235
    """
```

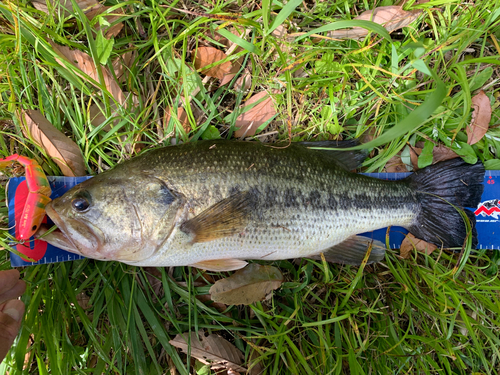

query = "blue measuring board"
7;171;500;267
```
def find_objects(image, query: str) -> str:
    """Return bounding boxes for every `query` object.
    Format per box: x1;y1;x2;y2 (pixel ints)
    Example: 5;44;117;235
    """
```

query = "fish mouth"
41;203;104;259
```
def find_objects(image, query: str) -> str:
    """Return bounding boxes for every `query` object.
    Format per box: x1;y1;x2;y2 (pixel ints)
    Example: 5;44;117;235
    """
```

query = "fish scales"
41;140;484;270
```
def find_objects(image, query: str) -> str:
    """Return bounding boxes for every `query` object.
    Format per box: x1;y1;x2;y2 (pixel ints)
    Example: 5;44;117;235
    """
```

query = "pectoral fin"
308;236;386;265
181;191;254;243
190;259;248;271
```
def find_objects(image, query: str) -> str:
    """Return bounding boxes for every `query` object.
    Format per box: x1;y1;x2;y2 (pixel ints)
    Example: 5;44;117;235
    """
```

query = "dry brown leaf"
383;154;408;173
49;40;126;105
328;6;421;40
89;102;117;129
164;106;190;133
271;25;287;38
220;64;240;86
247;344;265;375
412;141;459;169
20;109;86;177
112;49;137;82
400;233;438;259
467;90;492;145
32;0;97;16
209;263;283;305
169;331;246;372
196;294;229;314
432;144;459;163
192;47;232;80
76;292;91;310
409;146;422;170
85;5;125;38
234;91;278;138
220;55;250;87
234;70;252;91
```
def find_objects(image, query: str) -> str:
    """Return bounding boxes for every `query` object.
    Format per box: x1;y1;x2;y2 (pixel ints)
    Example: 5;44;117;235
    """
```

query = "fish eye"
71;191;92;212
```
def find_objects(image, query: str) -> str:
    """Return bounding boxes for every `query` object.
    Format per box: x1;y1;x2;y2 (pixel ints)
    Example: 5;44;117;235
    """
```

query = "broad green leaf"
201;125;221;140
484;159;500;170
96;30;114;65
469;67;493;91
418;140;434;169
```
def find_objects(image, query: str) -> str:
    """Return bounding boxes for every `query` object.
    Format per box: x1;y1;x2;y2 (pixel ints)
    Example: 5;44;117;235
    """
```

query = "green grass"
1;0;500;373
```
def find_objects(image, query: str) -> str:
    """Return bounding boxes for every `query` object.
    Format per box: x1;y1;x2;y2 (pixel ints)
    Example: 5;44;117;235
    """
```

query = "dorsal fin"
297;140;368;171
180;191;254;243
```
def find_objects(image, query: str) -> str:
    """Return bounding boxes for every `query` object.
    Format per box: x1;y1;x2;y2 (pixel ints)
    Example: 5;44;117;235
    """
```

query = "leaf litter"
400;233;438;259
85;4;125;39
193;47;233;80
20;109;86;177
467;90;492;145
32;0;97;17
49;40;127;106
209;263;283;305
327;6;422;40
164;106;191;133
234;91;278;138
169;331;246;373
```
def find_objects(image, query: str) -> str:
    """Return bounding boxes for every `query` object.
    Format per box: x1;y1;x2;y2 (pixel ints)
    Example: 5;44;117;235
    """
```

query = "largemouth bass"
40;141;485;271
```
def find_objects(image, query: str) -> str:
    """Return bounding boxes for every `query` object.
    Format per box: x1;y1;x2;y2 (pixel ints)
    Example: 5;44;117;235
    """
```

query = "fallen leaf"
467;90;492;145
209;263;283;305
164;106;190;133
112;48;137;82
192;47;232;80
196;294;228;314
409;146;422;170
432;144;459;163
400;233;438;259
233;69;252;91
76;292;91;310
32;0;97;16
49;40;126;105
247;344;265;375
85;5;125;38
220;64;240;86
169;331;246;372
383;154;408;173
234;91;278;138
89;102;119;130
271;24;287;38
20;109;86;176
328;6;421;40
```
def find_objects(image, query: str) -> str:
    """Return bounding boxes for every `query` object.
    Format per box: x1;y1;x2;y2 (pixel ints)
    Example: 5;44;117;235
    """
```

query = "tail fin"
406;158;484;248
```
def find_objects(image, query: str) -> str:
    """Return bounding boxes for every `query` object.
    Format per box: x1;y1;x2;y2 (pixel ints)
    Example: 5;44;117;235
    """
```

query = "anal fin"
190;259;248;272
308;236;386;265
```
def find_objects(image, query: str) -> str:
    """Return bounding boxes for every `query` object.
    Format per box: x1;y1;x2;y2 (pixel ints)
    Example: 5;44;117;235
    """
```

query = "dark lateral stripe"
258;185;415;212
